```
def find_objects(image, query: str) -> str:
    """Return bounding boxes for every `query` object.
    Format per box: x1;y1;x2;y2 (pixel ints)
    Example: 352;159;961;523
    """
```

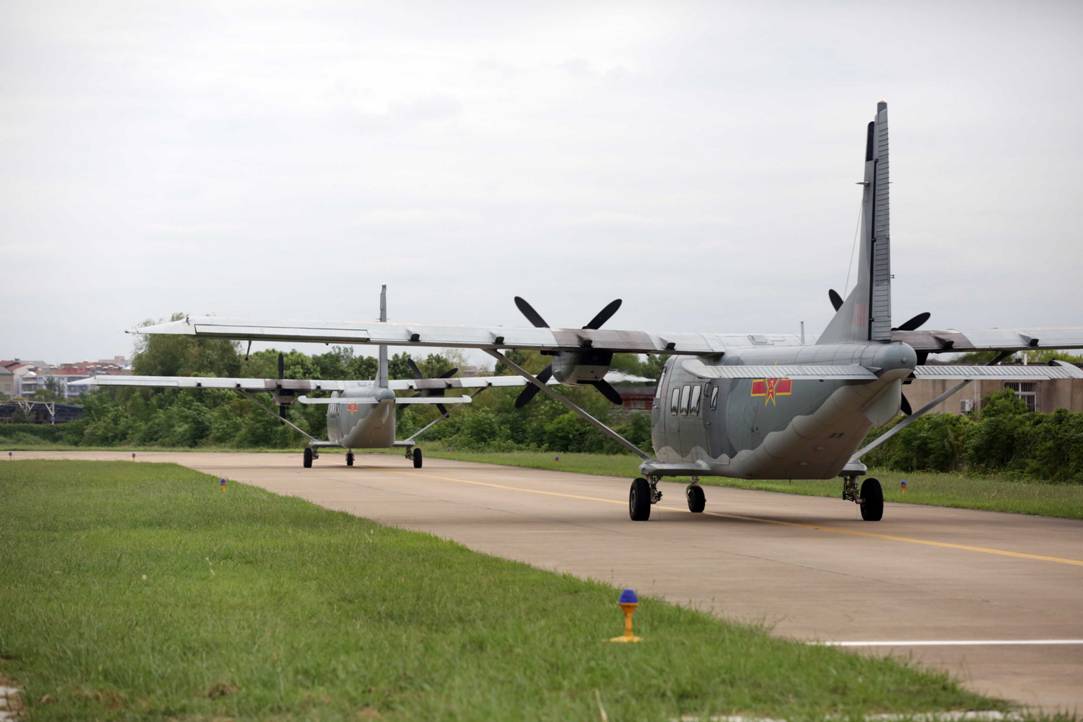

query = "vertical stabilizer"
377;284;389;388
820;101;892;344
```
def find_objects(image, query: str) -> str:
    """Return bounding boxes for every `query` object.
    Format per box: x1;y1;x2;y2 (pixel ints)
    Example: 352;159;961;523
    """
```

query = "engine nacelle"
551;349;614;384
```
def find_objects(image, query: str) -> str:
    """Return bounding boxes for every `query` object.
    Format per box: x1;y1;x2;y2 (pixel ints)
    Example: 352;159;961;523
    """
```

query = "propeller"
900;394;912;416
407;357;459;417
512;296;624;408
893;312;932;332
276;352;288;418
828;289;844;311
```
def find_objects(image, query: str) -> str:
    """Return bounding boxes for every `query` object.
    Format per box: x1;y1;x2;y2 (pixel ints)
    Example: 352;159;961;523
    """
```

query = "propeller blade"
277;352;285;379
589;379;623;405
514;296;549;328
583;299;622;330
900;394;912;416
514;365;553;408
436;403;449;417
828;289;844;311
894;312;932;332
406;357;423;380
279;404;288;419
440;368;459;378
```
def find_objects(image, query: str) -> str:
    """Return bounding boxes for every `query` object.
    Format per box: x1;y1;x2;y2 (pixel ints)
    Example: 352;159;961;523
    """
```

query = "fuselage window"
690;385;702;415
656;367;667;400
679;385;691;415
670;387;680;415
709;385;719;411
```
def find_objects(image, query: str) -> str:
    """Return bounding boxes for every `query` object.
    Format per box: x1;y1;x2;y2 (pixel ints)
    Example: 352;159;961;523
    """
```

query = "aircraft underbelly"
327;400;396;448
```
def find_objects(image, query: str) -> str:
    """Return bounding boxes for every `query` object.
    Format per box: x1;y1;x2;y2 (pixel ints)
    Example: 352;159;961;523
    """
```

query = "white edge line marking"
821;639;1083;647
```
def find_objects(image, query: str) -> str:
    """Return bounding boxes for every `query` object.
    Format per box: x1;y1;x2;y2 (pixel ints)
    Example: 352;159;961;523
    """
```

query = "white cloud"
1;0;1081;362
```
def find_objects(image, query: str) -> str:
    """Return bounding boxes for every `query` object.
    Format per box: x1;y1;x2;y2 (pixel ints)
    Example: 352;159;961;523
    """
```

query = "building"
0;365;13;398
0;357;130;399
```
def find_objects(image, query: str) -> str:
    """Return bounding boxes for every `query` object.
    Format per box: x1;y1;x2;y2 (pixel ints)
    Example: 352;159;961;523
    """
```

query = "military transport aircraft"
75;286;649;469
128;102;1083;522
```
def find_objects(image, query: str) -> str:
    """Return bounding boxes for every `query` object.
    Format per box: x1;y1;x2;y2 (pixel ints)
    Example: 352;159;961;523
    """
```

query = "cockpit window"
690;385;702;415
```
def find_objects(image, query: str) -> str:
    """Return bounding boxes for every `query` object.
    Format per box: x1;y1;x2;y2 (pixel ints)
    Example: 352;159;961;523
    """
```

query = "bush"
866;390;1083;483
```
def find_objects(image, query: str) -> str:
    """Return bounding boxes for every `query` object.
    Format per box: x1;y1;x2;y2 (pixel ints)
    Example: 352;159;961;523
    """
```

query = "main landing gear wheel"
686;484;706;513
860;478;884;522
303;447;314;468
412;448;423;469
629;477;651;521
346;451;354;467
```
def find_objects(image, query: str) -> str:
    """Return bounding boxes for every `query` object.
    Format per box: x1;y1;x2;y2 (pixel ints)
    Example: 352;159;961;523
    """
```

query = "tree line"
3;331;1080;482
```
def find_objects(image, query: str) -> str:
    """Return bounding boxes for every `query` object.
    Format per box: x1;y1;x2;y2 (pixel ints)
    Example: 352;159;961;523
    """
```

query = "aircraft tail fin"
820;101;892;344
377;284;389;388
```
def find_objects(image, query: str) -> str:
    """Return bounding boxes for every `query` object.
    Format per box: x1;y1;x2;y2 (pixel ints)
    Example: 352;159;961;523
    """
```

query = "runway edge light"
219;478;227;493
609;588;642;643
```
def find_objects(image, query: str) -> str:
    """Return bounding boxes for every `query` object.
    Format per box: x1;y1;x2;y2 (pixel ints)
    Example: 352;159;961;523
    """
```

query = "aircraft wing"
70;375;350;392
133;316;801;355
893;327;1083;354
297;395;473;405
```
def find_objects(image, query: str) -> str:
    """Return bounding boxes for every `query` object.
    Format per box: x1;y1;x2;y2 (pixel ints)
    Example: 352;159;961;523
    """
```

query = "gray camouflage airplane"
129;102;1083;522
75;286;649;469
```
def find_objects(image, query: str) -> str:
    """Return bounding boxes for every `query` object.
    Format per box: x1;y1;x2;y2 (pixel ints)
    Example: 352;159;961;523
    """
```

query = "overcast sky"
3;1;1081;364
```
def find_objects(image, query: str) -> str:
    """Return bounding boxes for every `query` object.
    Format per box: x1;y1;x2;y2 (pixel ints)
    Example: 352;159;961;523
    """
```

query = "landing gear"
842;473;883;521
346;451;354;467
629;477;651;521
303;447;314;468
686;481;706;513
859;478;884;522
412;448;423;469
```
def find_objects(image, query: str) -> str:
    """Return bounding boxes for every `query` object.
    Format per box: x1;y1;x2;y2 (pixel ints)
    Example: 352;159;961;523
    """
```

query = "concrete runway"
14;450;1083;712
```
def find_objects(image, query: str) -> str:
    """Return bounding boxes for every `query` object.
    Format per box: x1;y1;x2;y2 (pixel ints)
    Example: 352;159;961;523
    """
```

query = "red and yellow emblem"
346;403;359;413
750;378;793;405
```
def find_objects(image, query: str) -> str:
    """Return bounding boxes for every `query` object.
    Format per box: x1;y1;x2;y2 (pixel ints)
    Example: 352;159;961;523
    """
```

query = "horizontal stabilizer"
911;361;1083;381
682;361;877;381
392;370;651;391
297;395;472;405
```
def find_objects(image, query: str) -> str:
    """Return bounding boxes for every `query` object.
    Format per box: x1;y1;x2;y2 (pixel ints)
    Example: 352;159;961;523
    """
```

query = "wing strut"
848;351;1014;464
485;349;650;460
396;385;493;446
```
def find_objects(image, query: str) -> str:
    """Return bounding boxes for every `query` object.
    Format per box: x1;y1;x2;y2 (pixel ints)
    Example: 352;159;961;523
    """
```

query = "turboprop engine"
512;296;624;407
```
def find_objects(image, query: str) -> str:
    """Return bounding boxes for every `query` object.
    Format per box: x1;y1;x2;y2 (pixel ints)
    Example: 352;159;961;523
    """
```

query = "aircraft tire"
303;447;313;469
629;478;651;521
413;448;423;469
860;478;883;521
686;484;706;513
346;451;354;467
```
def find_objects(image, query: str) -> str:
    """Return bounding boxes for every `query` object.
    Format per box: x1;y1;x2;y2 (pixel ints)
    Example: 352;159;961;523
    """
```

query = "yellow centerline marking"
402;470;1083;568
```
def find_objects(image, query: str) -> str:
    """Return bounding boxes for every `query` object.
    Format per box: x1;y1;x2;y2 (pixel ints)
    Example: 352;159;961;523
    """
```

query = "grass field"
416;448;1083;520
0;460;1020;721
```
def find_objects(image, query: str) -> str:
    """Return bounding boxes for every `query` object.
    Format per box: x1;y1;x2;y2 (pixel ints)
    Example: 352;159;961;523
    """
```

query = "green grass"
417;448;1083;520
0;461;1014;721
